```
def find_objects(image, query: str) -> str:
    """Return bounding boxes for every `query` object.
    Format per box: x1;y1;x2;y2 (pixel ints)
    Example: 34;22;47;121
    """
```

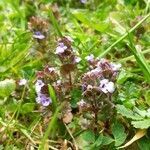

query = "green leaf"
76;130;96;150
117;69;133;84
109;12;126;35
138;137;150;150
102;135;114;146
0;145;4;150
82;130;95;143
72;11;108;32
131;119;150;129
20;103;35;114
116;105;143;120
39;104;63;149
144;90;150;106
94;134;103;147
112;122;127;146
116;81;141;108
48;8;62;37
133;107;148;118
0;79;16;98
48;84;57;111
127;34;150;82
70;88;82;108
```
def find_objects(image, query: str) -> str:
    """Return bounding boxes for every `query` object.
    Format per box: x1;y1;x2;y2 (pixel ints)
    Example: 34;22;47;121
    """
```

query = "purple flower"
55;42;67;54
33;31;45;39
36;93;51;106
90;68;101;76
99;79;115;94
85;54;94;62
82;84;87;91
35;80;45;93
81;0;87;4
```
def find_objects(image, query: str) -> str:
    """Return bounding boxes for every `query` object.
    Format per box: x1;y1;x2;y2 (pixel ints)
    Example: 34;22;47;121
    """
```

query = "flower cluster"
36;65;58;82
34;65;58;107
35;80;51;107
28;16;49;40
82;56;121;96
55;36;81;74
78;55;121;129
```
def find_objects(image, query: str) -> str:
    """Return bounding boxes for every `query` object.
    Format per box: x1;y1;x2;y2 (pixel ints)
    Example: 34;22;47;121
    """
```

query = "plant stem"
39;103;64;150
64;123;78;150
69;72;72;89
93;94;98;132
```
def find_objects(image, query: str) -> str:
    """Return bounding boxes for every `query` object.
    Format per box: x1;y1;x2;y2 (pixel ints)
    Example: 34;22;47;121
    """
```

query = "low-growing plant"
0;0;150;150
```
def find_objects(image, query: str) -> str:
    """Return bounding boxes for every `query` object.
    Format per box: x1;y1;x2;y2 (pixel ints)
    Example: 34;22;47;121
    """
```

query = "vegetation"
0;0;150;149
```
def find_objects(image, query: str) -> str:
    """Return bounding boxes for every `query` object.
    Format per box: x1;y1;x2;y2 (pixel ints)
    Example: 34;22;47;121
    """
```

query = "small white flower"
110;63;121;71
19;79;27;86
35;80;45;93
107;82;115;93
99;79;115;94
85;54;94;62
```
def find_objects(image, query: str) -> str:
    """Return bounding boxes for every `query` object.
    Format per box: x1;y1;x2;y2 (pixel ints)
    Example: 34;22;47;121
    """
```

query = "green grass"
0;0;150;149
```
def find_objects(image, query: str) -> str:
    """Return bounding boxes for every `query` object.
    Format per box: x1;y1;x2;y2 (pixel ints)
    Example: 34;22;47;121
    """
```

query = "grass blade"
48;8;62;37
99;13;150;58
127;33;150;82
39;103;64;150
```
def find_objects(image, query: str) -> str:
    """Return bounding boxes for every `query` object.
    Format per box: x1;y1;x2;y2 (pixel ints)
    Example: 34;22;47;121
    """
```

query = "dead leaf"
117;129;146;149
62;112;73;124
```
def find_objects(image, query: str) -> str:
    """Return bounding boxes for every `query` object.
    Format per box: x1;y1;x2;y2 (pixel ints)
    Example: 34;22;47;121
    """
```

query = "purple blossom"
35;80;45;93
97;58;108;67
85;54;94;62
80;0;87;4
36;93;51;106
33;31;45;39
99;79;115;94
82;84;87;91
55;42;67;54
90;68;101;77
